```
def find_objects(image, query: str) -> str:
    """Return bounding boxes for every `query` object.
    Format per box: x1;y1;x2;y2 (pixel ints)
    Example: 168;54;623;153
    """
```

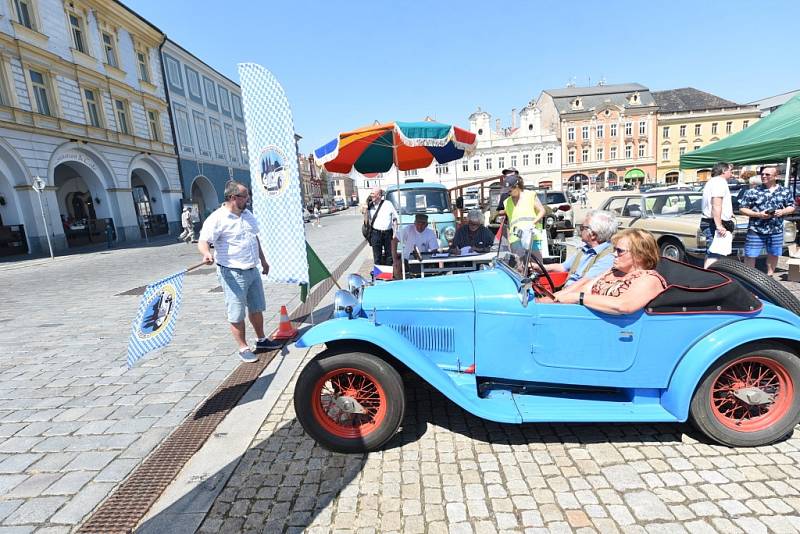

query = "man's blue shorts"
744;230;783;258
217;265;266;323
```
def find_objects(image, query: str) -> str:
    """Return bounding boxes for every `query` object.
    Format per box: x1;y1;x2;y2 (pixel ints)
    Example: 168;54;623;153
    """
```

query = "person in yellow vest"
502;174;546;258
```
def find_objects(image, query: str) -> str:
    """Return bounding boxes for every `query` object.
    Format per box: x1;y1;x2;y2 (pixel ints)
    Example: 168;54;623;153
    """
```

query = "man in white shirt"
400;213;439;272
179;207;193;243
198;181;281;363
700;162;734;268
367;188;398;265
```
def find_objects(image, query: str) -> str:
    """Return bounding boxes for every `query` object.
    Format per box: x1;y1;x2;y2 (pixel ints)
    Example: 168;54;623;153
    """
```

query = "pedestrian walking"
368;188;398;265
197;180;281;363
739;165;796;275
314;205;322;227
179;206;193;243
579;189;588;208
700;162;735;268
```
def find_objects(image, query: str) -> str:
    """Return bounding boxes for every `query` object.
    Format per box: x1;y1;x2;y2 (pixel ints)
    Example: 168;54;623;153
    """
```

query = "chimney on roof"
496;118;501;132
511;108;517;128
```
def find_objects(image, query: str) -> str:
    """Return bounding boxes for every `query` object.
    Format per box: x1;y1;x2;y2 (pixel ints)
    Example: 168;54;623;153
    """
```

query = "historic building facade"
653;88;761;182
331;174;355;205
0;0;179;255
161;39;249;220
538;83;658;188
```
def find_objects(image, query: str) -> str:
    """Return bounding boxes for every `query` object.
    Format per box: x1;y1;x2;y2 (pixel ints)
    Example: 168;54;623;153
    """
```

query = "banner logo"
259;146;288;197
136;285;177;340
126;270;185;368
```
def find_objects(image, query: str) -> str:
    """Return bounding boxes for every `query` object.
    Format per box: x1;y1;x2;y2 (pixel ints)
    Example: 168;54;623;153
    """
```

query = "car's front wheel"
659;238;685;261
689;344;800;447
294;350;405;453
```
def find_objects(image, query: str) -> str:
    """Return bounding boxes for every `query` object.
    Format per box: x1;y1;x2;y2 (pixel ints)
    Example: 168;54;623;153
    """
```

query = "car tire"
689;343;800;447
294;350;405;453
659;238;685;261
710;258;800;316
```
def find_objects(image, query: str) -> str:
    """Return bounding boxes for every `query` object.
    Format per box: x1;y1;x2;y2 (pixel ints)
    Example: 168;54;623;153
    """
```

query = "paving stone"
4;497;68;524
623;491;674;521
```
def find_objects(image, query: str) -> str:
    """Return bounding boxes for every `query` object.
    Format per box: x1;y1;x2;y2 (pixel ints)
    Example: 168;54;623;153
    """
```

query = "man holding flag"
198;180;282;362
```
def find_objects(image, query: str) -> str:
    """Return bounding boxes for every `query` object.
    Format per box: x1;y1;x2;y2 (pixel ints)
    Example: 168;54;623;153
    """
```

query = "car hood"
362;273;475;312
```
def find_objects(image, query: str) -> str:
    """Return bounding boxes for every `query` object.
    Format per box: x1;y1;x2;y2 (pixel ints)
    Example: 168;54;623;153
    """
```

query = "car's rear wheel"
710;258;800;316
659;238;685;261
689;344;800;447
294;350;405;453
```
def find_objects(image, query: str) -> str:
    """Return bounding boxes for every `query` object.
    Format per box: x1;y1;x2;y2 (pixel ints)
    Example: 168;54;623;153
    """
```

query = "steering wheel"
527;252;556;299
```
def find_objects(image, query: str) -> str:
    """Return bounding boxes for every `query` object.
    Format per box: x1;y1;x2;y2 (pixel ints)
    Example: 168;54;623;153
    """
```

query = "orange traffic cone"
271;305;298;340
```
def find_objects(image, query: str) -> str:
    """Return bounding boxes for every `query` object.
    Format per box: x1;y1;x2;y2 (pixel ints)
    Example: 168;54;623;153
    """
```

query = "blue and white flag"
126;271;185;368
238;62;308;285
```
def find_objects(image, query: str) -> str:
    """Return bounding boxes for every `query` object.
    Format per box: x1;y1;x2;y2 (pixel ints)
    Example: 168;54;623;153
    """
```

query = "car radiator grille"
387;324;455;353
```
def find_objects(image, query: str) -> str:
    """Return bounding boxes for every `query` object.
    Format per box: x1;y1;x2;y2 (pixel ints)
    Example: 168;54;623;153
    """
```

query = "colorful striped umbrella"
314;121;477;174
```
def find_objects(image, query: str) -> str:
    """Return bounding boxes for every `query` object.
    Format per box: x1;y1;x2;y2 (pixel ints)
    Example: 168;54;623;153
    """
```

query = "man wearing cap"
179;206;194;243
453;208;495;253
495;167;519;219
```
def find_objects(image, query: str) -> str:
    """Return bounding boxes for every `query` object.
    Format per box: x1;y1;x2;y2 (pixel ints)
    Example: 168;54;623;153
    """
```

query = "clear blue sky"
125;0;798;154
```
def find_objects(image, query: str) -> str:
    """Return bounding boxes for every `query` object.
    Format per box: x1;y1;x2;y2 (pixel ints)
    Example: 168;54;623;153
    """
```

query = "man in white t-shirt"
367;188;398;265
700;162;734;268
399;213;439;267
198;181;282;363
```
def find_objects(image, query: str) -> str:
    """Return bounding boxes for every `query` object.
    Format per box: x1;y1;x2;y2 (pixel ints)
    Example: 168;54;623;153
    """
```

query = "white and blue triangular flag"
126;270;185;368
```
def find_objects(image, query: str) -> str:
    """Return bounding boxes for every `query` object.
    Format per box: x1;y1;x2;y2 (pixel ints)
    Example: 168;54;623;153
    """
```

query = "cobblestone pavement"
0;209;363;533
196;266;800;534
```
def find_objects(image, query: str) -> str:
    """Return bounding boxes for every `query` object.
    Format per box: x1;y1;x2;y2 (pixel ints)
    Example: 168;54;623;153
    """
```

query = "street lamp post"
31;176;54;259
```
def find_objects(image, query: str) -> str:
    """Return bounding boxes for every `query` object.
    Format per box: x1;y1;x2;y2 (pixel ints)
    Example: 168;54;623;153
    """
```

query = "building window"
582;148;589;162
582;126;589;140
522;154;529;166
639;121;646;136
225;124;238;163
485;157;492;170
743;120;749;129
567;127;575;141
662;126;669;138
638;143;645;158
694;124;701;136
12;0;35;30
462;160;468;172
435;163;449;175
147;110;161;142
532;153;539;166
568;150;575;164
136;49;151;83
726;121;733;133
472;159;480;171
219;86;231;114
232;95;243;119
237;128;248;162
175;106;193;150
679;125;686;137
596;148;603;160
165;57;182;88
114;99;129;135
203;78;217;107
497;157;504;169
662;147;670;161
694;145;701;151
679;147;686;156
547;152;553;164
596;124;604;138
185;68;201;100
102;32;119;68
625;145;632;159
510;155;517;168
610;146;617;160
711;122;718;135
28;69;51;116
625;122;632;136
69;13;87;54
210;119;225;159
84;88;101;127
404;169;418;177
193;111;211;156
610;123;617;137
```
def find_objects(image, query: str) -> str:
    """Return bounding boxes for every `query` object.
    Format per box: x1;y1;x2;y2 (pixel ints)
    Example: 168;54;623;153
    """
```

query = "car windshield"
388;188;451;215
543;192;567;204
643;193;703;216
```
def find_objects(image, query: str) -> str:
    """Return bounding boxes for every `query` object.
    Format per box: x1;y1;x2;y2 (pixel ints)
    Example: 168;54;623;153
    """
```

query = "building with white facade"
161;39;249;221
0;0;179;256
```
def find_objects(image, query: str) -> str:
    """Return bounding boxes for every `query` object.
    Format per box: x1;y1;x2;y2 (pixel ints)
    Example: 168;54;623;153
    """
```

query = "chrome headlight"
696;228;707;247
444;226;456;241
334;289;361;319
347;273;368;299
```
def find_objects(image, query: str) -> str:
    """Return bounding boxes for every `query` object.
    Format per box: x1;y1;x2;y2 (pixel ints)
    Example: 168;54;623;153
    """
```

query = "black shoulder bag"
362;200;385;241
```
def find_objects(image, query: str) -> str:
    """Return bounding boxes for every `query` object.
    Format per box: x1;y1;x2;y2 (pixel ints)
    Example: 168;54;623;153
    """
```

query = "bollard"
105;224;114;248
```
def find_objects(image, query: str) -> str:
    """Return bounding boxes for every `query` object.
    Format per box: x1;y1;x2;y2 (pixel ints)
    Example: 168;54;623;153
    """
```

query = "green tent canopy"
624;168;645;179
680;94;800;169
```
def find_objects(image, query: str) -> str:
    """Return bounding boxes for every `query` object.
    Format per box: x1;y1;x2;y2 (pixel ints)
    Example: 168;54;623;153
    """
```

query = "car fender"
296;318;521;424
661;318;800;420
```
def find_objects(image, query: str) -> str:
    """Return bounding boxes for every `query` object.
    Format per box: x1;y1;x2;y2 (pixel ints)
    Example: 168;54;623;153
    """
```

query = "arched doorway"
0;140;34;256
696;169;711;182
567;173;590;189
596;170;618;187
665;171;680;184
54;160;114;248
190;175;218;220
131;167;168;237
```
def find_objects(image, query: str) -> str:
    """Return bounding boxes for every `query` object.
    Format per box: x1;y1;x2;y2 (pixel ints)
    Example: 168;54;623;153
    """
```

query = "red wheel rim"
709;356;794;432
310;367;387;439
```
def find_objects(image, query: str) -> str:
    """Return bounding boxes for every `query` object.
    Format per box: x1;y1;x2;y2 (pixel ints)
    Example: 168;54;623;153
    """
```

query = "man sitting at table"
400;213;439;259
452;209;495;254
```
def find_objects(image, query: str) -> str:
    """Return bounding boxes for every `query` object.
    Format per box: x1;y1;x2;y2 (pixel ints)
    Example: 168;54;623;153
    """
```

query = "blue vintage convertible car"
293;253;800;453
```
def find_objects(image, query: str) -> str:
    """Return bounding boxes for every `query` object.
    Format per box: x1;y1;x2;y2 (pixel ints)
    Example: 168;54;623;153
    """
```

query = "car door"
605;196;636;229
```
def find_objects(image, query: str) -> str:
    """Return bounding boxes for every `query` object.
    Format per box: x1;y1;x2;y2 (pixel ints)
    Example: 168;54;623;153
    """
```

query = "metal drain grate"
77;240;368;534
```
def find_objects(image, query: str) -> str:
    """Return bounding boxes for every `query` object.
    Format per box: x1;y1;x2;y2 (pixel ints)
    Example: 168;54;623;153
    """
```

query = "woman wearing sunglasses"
549;228;667;314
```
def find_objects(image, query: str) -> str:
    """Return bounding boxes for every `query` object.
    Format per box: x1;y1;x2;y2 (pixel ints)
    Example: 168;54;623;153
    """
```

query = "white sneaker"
238;348;258;363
